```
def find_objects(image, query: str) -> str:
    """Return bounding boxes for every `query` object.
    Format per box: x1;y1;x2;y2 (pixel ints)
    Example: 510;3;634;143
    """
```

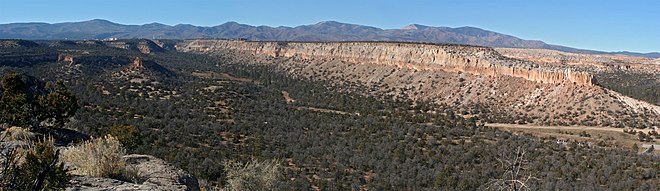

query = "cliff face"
496;48;660;73
105;40;165;54
178;40;595;86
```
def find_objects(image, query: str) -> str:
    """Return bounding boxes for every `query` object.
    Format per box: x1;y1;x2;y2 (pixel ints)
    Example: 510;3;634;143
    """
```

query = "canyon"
178;39;660;128
179;40;596;86
2;38;660;190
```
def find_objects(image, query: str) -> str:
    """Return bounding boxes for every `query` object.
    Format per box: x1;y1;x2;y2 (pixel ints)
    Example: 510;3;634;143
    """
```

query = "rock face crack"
178;40;595;86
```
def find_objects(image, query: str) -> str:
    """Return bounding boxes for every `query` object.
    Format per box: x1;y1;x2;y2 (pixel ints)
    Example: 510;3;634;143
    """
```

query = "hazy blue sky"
1;0;658;52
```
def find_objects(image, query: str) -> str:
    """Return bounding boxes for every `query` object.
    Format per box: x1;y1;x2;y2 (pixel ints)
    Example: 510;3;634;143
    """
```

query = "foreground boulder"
67;176;160;191
67;154;199;191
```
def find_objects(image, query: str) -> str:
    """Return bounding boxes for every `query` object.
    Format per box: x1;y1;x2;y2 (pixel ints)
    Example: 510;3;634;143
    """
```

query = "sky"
1;0;658;53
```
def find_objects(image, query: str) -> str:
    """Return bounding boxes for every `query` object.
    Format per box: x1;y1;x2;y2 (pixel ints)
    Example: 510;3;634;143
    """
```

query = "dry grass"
61;135;126;178
223;158;282;191
0;126;36;142
12;136;56;166
486;123;655;152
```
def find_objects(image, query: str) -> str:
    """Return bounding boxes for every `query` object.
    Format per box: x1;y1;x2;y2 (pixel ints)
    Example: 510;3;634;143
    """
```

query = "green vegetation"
0;138;69;191
108;125;142;150
0;73;32;127
2;40;660;190
0;71;78;190
596;71;660;106
37;81;79;128
0;73;78;129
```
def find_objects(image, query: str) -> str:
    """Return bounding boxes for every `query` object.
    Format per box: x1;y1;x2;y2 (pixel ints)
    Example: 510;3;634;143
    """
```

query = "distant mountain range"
1;19;658;58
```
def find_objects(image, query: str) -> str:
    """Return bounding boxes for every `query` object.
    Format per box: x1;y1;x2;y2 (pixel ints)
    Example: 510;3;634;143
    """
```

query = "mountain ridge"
0;19;657;58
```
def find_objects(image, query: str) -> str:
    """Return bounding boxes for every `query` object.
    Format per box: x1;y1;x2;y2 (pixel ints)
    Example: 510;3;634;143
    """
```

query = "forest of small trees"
2;40;660;190
0;73;78;190
595;71;660;106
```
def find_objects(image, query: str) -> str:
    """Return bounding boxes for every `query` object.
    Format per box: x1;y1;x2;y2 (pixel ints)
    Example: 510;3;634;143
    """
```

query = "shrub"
1;126;36;141
61;135;125;178
0;74;79;129
638;132;650;142
0;73;31;127
37;80;79;128
579;131;591;137
198;179;222;191
108;125;142;151
1;137;69;190
223;158;283;191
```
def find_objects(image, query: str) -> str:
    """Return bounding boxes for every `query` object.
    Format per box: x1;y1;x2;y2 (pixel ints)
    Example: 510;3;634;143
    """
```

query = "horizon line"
1;19;658;54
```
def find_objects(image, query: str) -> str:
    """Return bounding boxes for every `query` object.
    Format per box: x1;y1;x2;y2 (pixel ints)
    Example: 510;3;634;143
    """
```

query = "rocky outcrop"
496;48;660;73
178;40;595;86
136;40;165;54
105;40;165;54
67;175;160;191
130;57;143;70
122;154;199;191
67;154;200;191
58;54;75;64
1;127;199;191
113;57;175;80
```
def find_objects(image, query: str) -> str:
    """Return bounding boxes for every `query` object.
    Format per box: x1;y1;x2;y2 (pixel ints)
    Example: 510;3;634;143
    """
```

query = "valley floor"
487;123;659;153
